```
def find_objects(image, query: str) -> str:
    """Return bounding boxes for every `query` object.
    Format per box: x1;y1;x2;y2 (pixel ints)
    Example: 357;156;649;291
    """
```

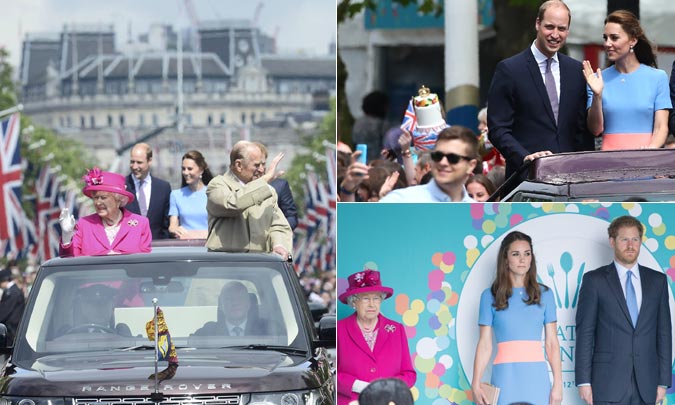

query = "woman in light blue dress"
584;10;671;150
168;150;214;239
472;231;562;405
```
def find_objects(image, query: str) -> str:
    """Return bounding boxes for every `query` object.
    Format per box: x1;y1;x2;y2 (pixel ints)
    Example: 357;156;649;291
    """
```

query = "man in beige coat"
206;141;292;257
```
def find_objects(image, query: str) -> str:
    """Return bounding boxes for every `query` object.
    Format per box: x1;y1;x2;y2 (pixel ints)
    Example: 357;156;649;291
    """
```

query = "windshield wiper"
225;345;308;356
115;345;189;351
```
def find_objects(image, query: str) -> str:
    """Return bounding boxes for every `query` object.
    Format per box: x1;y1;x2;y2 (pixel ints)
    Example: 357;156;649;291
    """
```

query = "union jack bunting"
0;113;25;255
400;99;417;133
36;165;62;262
293;171;335;276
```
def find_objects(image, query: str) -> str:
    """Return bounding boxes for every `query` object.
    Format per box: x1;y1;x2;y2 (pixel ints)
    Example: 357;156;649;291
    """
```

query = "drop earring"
630;45;634;53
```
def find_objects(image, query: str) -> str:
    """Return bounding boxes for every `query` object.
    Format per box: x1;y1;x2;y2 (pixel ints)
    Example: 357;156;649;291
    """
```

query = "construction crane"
253;2;264;27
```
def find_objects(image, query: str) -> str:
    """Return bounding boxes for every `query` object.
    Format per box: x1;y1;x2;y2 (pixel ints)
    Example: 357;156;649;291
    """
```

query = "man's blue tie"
626;270;638;327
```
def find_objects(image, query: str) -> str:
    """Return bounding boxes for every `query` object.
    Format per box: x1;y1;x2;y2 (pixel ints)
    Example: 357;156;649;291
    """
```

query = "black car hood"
4;348;320;396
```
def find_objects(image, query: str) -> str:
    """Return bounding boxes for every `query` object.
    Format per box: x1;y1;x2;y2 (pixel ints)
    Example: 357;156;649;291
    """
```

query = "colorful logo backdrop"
337;203;675;405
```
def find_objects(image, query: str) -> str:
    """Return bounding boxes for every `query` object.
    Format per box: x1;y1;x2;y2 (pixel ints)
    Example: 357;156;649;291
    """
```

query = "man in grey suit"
487;0;591;192
576;216;671;405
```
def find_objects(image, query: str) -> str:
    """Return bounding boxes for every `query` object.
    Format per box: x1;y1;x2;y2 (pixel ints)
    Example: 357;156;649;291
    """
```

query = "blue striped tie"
626;270;638;327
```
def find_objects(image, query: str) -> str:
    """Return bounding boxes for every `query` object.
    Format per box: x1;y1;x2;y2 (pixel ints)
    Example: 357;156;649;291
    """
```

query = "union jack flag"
36;165;62;262
0;113;25;255
412;126;447;151
400;99;417;133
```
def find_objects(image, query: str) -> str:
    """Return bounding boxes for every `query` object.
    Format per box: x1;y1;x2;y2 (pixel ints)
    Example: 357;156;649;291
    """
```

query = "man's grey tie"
232;326;243;336
626;270;638;327
545;58;559;123
138;179;148;216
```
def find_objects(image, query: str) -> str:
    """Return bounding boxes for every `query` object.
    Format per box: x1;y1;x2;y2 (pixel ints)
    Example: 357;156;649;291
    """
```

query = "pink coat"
59;209;152;257
337;313;416;405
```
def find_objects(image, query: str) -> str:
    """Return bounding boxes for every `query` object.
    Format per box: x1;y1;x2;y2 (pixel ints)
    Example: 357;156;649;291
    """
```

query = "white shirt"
225;320;248;336
531;42;560;102
615;261;642;312
133;175;152;211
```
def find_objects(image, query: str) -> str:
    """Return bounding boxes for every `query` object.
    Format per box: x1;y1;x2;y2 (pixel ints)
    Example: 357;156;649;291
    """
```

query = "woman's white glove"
352;379;369;394
59;208;76;244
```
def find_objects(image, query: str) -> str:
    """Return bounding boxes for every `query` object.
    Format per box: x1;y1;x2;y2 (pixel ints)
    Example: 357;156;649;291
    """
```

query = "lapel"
111;209;135;248
125;175;140;213
603;263;634;328
345;314;376;362
557;55;569;124
525;50;557;126
90;216;112;249
372;314;393;357
636;265;654;329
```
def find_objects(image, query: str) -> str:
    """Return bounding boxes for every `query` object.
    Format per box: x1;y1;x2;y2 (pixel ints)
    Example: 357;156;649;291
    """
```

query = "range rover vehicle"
492;149;675;202
0;248;336;404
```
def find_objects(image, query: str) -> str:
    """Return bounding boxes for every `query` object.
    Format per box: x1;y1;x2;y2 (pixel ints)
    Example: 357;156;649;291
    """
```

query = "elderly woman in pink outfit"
337;269;416;405
58;168;152;257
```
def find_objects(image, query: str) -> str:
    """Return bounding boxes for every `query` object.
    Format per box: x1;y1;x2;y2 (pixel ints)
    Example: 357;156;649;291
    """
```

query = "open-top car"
493;149;675;202
0;247;335;404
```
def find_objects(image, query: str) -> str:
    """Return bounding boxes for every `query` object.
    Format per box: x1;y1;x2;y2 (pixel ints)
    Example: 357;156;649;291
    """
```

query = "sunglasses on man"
430;151;473;164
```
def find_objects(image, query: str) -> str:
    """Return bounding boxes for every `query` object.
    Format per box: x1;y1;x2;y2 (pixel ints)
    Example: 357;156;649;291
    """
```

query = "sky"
1;0;337;69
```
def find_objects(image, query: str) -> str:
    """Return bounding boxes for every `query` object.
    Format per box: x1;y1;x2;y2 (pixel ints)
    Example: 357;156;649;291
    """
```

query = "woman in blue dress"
584;10;671;150
471;231;562;405
168;150;214;239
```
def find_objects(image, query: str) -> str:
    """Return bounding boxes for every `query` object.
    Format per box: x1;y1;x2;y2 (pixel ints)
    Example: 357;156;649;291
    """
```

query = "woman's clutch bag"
480;382;500;405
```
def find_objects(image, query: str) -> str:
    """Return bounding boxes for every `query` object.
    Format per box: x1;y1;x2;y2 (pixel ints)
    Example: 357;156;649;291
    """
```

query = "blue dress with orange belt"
586;64;671;150
479;286;556;405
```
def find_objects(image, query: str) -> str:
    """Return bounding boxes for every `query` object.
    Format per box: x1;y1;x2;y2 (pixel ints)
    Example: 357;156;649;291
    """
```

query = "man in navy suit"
576;216;671;405
125;143;172;239
487;0;591;190
255;142;298;230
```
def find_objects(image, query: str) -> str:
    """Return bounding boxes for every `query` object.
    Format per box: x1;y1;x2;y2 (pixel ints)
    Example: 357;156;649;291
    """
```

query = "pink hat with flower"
338;269;393;304
82;167;135;203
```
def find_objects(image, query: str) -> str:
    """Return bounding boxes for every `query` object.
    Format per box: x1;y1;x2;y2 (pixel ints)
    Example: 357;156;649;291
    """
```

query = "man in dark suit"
270;178;298;230
194;281;274;336
0;269;25;343
487;0;591;191
125;142;172;239
255;142;298;230
575;216;671;405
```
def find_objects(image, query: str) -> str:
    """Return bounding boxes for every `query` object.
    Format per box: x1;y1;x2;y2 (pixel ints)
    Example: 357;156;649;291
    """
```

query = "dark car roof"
40;248;288;268
525;149;675;185
500;149;675;201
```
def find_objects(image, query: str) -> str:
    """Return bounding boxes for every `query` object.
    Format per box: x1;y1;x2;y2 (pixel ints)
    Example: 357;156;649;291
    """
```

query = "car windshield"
14;259;308;365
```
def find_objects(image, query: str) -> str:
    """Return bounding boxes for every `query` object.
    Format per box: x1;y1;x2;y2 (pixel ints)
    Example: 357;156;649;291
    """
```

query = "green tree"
0;48;95;219
286;97;336;212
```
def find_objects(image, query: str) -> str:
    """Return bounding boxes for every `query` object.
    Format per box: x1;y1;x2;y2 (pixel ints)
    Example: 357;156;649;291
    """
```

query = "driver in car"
194;281;273;336
65;284;132;336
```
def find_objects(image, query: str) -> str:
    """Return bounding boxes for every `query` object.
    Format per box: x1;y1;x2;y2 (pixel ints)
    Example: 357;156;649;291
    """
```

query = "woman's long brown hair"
491;231;546;310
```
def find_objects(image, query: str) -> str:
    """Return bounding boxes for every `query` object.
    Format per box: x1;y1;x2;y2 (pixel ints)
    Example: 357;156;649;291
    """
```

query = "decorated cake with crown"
413;86;446;128
400;85;449;151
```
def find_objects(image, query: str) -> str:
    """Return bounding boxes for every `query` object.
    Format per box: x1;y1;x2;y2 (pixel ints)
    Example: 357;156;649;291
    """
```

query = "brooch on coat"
384;324;396;333
127;219;138;227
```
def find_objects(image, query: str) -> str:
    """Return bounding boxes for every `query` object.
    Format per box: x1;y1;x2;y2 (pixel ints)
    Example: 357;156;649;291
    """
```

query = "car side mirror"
316;314;335;348
309;302;329;323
